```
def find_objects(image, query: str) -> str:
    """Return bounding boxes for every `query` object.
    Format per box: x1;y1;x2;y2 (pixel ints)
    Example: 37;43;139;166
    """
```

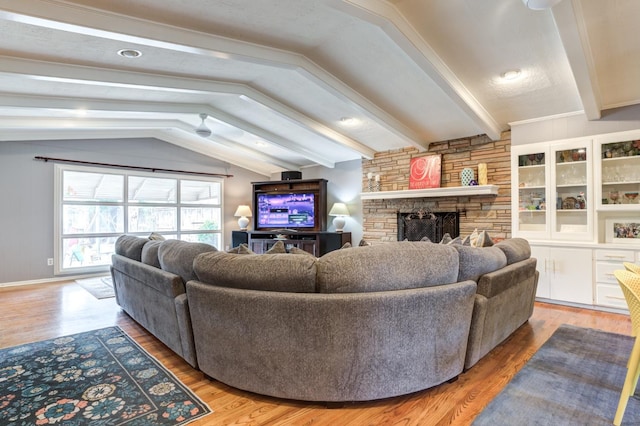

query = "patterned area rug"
0;327;211;425
75;276;115;299
473;324;640;425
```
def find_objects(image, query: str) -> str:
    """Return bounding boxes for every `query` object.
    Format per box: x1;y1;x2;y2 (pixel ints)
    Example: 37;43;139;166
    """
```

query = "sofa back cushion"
317;242;459;293
114;235;149;261
494;238;531;265
141;240;162;268
193;251;317;293
453;245;507;282
158;240;217;283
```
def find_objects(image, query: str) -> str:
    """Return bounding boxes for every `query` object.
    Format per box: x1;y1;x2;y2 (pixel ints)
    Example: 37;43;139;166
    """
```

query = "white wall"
512;104;640;145
0;138;264;285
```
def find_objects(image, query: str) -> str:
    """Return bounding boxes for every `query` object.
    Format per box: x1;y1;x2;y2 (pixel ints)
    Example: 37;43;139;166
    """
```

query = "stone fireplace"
397;210;460;242
361;132;513;243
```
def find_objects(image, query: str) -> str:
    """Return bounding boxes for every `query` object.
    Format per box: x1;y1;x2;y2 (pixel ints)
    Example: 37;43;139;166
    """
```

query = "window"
55;165;223;274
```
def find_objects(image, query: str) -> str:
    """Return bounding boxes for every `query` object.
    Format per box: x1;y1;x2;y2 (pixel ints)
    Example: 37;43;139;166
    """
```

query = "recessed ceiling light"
522;0;562;10
117;49;142;58
339;117;360;127
500;69;522;81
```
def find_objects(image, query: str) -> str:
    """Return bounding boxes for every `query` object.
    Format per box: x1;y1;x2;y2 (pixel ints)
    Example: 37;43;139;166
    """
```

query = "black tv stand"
232;231;351;257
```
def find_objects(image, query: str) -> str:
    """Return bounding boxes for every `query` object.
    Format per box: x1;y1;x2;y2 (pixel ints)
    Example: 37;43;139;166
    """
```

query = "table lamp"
234;205;253;230
329;202;350;232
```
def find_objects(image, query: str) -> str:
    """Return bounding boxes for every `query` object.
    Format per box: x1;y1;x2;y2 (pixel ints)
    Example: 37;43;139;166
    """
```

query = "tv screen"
256;192;315;229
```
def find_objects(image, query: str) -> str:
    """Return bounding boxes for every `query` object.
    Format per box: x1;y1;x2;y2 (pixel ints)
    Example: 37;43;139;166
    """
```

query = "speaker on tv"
281;171;302;180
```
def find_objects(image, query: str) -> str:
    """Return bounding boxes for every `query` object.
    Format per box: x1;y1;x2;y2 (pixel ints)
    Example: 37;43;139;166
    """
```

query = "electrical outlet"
47;258;54;266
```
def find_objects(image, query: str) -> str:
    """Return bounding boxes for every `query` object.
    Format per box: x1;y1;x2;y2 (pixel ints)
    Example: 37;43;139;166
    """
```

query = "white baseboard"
0;273;109;288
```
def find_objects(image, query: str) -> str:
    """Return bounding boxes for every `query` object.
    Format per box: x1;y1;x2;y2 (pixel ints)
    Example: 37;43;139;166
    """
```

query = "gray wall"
303;159;364;245
0;138;363;285
0;138;264;285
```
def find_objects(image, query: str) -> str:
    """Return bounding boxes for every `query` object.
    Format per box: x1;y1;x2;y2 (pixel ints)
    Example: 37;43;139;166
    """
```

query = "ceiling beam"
0;0;425;148
328;0;503;141
0;117;297;175
551;0;602;120
0;59;339;167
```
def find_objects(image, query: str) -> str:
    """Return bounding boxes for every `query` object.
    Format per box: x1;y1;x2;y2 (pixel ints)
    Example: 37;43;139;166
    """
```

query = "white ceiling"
0;0;638;176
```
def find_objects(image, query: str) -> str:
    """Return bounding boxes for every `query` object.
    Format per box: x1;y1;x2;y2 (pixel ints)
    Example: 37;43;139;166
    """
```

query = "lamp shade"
328;202;350;217
329;202;349;232
234;205;252;217
234;205;252;231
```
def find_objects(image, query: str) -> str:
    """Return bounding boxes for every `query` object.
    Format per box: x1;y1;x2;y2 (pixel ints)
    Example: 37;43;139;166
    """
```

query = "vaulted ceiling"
1;0;638;176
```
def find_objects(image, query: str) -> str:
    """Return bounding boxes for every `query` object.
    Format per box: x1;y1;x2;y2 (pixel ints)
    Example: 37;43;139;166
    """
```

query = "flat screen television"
255;192;316;230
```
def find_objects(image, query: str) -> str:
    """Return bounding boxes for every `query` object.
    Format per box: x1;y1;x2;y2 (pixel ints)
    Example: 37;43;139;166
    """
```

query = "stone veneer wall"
362;131;512;243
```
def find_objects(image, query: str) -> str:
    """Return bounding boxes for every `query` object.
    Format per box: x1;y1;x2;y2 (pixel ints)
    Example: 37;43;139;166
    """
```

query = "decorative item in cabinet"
518;152;545;167
602;140;640;159
556;148;587;163
596;135;640;210
605;219;640;244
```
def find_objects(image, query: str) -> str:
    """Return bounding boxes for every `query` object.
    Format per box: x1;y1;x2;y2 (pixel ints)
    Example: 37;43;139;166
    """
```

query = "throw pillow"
341;242;352;249
226;243;255;254
449;236;463;245
148;232;166;241
358;239;371;246
475;230;494;247
237;244;255;254
420;236;432;242
440;233;453;244
290;247;316;257
468;228;479;247
265;240;287;254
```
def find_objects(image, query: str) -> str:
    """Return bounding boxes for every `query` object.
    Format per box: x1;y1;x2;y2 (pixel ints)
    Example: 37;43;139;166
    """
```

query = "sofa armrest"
112;254;185;298
174;293;197;368
476;257;537;299
465;257;539;369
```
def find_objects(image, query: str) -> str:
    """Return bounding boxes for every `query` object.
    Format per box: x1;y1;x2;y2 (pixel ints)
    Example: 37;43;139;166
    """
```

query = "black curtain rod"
34;156;233;178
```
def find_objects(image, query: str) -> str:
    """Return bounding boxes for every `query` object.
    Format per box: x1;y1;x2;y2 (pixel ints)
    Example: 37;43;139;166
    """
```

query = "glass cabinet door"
512;145;550;239
595;134;640;211
551;140;592;241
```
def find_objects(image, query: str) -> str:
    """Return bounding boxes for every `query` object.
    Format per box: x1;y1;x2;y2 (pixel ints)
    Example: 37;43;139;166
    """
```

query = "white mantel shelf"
360;185;499;200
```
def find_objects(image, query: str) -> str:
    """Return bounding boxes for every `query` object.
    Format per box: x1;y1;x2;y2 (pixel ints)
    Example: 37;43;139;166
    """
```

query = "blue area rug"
0;327;211;425
473;324;640;425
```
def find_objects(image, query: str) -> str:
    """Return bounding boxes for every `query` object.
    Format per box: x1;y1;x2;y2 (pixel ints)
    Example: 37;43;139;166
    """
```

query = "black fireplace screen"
397;210;460;242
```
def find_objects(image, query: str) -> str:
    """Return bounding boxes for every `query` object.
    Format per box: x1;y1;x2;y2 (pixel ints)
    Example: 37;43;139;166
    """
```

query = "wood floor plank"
0;280;631;425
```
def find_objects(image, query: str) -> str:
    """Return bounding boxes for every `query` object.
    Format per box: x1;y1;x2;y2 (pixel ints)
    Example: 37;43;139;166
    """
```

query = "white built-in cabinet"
531;245;593;304
512;138;593;242
512;129;640;310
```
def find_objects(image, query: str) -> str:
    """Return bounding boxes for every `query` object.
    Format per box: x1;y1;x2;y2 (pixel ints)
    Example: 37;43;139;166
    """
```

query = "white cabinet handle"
606;295;625;301
604;255;626;259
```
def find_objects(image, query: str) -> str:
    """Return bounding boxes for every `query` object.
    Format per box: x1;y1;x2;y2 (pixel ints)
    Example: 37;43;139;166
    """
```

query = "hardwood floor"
0;280;631;425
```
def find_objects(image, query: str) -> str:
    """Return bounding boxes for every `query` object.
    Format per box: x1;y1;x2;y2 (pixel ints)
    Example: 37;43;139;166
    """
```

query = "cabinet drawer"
596;262;625;284
596;283;627;309
594;249;635;262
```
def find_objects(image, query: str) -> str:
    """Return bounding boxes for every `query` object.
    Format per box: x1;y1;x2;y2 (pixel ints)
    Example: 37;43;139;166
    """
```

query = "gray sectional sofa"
110;235;538;402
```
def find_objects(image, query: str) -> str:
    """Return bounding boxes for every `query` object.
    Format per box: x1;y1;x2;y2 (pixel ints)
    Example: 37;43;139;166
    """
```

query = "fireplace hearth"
397;210;460;242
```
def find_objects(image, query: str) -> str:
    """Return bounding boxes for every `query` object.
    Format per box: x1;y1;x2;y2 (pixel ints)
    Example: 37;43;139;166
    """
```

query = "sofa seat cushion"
114;235;149;261
193;251;317;293
453;245;507;282
317;242;459;293
494;238;531;265
158;240;217;283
